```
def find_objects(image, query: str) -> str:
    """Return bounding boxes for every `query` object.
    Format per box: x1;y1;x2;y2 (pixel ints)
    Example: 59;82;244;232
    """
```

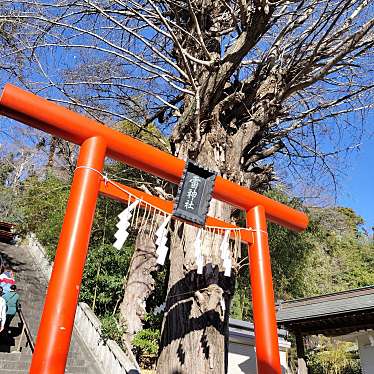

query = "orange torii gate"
0;83;308;374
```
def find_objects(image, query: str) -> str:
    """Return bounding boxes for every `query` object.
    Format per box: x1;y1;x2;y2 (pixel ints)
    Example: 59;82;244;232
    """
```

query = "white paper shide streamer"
220;230;232;277
155;215;172;265
113;199;140;250
76;167;240;277
194;228;204;274
111;188;237;278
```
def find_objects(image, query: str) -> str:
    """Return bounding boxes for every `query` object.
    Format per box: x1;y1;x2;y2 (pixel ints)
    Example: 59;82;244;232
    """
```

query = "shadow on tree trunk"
157;267;235;373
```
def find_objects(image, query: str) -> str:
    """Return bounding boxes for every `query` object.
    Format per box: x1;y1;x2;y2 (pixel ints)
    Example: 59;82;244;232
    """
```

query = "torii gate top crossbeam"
0;83;308;231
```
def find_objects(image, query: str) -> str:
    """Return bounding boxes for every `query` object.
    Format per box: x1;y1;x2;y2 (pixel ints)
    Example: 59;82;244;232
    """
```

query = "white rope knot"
75;166;102;175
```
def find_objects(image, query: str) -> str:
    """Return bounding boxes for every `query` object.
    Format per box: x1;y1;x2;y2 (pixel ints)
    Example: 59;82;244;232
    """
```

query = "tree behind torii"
3;0;373;372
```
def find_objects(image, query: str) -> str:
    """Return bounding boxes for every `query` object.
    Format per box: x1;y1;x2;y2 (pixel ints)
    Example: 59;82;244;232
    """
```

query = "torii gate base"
0;84;308;374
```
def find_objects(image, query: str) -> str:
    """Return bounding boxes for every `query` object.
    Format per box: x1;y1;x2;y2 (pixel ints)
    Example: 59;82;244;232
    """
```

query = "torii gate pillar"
30;137;106;373
247;205;282;374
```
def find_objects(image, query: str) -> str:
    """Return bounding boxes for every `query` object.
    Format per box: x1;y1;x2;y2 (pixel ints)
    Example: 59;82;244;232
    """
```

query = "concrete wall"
341;331;374;374
75;302;140;374
228;319;290;374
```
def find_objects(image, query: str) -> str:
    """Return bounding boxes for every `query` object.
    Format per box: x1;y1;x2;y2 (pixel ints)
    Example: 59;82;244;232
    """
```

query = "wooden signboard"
173;160;217;226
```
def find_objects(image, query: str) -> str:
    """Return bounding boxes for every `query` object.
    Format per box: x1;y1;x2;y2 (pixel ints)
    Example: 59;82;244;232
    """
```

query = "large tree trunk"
156;230;235;373
119;231;158;344
156;139;240;374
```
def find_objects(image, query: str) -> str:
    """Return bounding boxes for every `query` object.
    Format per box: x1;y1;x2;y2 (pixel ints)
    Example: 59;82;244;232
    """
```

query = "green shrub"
307;337;361;374
100;314;126;345
132;328;160;357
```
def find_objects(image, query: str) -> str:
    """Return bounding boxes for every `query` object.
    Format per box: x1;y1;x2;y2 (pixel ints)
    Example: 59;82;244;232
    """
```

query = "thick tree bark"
148;46;279;371
119;231;158;344
156;139;242;374
157;219;235;372
155;43;273;368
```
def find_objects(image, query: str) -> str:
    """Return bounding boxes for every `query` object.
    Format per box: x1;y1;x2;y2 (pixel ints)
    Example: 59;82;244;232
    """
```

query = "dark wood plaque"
173;159;217;226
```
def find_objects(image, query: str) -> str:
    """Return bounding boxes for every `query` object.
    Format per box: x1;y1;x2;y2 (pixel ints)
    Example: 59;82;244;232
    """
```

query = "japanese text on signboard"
184;176;201;210
173;160;216;226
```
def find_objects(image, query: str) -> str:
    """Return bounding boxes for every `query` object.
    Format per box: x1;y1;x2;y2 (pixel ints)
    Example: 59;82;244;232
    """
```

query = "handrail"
17;307;35;352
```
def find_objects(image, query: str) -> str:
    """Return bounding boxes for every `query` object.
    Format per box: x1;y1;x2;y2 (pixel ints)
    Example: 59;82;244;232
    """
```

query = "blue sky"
1;12;372;232
337;131;374;232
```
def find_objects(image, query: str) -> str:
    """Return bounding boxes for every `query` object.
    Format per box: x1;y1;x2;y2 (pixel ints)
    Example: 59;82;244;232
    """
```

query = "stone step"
0;243;103;374
0;353;23;361
0;359;30;370
0;353;88;366
0;365;90;373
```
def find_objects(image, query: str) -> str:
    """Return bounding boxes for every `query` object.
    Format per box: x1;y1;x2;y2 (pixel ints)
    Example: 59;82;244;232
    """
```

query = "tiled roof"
276;286;374;336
